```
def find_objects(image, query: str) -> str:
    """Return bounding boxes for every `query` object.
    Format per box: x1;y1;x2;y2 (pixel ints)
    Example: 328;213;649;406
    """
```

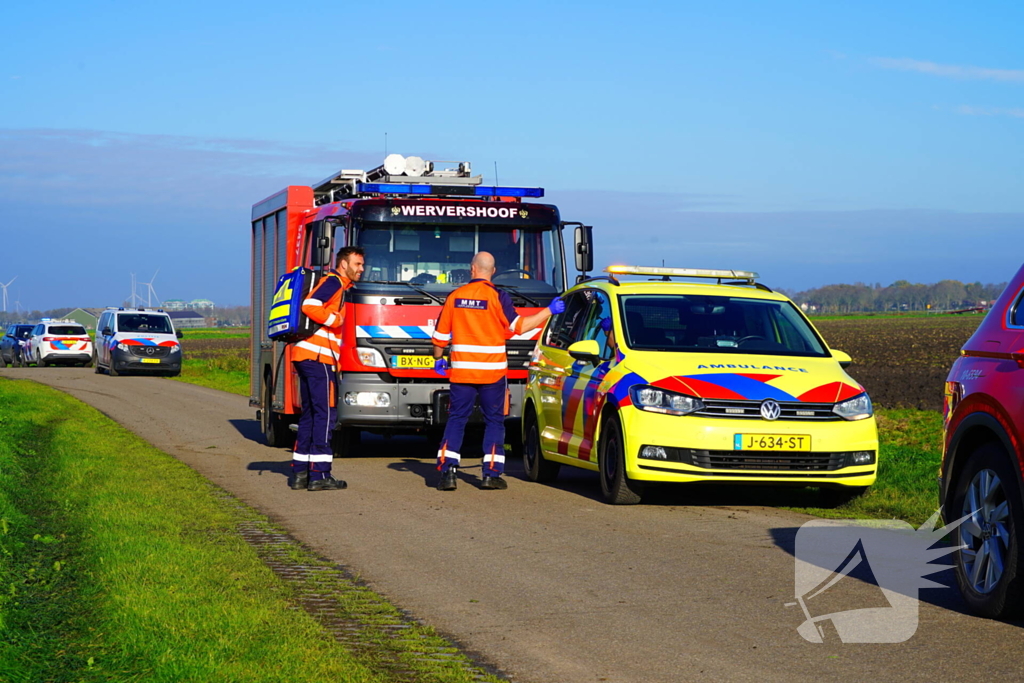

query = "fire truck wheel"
332;427;361;457
262;380;291;447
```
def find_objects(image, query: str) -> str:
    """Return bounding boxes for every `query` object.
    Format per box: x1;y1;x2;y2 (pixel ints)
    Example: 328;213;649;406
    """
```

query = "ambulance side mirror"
568;339;602;365
832;349;852;369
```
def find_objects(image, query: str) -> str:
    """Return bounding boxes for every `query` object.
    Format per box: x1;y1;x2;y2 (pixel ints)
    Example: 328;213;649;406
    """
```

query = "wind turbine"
128;273;141;307
0;276;16;312
140;269;161;307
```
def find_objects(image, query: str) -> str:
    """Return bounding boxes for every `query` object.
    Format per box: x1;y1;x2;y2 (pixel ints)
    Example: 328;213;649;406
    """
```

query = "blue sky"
1;1;1022;310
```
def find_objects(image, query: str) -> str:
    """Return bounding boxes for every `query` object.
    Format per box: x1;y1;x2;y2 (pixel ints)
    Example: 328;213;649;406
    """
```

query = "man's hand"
548;298;566;315
433;358;449;376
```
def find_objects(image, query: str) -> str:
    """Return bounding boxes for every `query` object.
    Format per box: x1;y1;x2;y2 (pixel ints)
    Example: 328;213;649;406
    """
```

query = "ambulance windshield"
620;295;829;357
354;223;564;295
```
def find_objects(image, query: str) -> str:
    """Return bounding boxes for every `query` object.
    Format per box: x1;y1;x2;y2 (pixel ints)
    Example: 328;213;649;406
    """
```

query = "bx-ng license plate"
734;434;811;451
391;355;434;369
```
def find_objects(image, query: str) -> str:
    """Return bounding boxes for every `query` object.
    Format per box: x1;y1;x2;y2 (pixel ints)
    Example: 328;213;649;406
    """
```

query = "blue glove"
599;317;612;332
434;358;449;376
548;298;566;315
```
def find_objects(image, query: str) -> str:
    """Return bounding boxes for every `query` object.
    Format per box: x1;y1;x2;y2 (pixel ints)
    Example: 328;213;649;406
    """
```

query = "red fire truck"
250;154;593;454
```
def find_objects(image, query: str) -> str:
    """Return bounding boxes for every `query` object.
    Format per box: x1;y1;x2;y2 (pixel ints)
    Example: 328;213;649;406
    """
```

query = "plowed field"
815;315;984;410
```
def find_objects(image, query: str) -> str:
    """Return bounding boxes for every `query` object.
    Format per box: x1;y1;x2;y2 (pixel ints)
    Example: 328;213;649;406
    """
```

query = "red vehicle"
940;263;1024;619
250;155;592;453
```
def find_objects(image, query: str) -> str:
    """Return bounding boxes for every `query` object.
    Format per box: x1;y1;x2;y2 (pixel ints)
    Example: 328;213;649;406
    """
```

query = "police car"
26;320;94;367
95;308;182;376
523;266;878;505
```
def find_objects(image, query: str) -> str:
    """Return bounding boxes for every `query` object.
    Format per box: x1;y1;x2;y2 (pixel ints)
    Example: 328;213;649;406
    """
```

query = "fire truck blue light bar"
475;186;544;198
359;183;433;194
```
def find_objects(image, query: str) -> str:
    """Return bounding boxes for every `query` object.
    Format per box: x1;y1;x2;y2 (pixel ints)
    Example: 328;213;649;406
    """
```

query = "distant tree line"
0;307;75;326
0;305;251;327
790;280;1008;315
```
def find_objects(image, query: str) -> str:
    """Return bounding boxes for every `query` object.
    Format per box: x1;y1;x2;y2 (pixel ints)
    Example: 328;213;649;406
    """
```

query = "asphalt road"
5;367;1023;682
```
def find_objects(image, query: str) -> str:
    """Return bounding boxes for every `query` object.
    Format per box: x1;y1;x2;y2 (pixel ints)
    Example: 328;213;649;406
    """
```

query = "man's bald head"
470;251;496;280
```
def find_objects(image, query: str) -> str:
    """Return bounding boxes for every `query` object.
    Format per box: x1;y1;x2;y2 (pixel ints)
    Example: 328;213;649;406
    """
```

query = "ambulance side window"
578;290;614;360
544;292;591;350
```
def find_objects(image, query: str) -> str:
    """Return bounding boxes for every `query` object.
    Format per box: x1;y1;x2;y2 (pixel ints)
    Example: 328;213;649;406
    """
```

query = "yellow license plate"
734;434;811;451
141;358;161;364
392;355;434;369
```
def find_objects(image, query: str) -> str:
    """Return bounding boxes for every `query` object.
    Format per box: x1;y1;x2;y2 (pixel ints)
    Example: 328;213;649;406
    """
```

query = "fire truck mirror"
308;220;336;268
574;225;593;274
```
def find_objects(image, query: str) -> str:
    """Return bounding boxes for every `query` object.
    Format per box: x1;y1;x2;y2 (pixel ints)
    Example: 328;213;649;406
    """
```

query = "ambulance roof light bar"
605;265;760;284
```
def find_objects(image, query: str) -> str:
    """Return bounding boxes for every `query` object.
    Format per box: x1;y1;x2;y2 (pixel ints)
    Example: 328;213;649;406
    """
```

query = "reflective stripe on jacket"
432;279;525;384
292;271;352;366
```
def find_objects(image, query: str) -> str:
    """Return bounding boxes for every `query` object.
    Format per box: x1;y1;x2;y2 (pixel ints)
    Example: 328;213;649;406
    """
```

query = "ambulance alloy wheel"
951;443;1024;619
522;408;559;483
598;414;643;505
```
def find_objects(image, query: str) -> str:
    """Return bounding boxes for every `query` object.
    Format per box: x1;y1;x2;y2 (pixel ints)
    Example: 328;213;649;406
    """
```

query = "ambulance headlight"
629;385;705;416
833;393;873;421
344;392;391;408
356;348;387;368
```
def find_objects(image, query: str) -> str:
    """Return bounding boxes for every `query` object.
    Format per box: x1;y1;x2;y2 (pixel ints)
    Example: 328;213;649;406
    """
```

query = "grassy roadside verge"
787;408;943;526
0;378;498;682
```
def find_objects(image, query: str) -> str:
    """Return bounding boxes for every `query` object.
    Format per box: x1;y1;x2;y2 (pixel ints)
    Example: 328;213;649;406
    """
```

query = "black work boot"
437;467;458;491
308;476;348;491
480;476;508;490
289;469;309;490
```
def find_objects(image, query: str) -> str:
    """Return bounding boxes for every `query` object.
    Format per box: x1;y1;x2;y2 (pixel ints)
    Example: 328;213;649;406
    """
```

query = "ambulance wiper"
492;284;540;307
373;281;446;305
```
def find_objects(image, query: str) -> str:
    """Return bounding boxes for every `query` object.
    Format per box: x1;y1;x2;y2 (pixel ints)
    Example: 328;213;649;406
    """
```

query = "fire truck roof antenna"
384;132;387;158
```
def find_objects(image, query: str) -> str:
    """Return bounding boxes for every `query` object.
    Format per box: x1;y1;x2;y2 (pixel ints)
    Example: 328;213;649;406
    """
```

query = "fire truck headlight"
356;348;387;368
345;392;391;408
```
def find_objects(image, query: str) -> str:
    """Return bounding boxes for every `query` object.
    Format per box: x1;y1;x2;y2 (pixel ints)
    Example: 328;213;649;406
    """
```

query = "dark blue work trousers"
436;378;507;478
292;359;336;481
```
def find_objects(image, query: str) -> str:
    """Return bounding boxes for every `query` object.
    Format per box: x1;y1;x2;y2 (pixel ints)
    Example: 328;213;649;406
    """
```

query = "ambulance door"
535;291;592;455
565;290;615;462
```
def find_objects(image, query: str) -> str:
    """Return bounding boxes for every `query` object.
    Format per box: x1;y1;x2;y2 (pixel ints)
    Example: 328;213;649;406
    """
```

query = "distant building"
190;299;215;311
162;299;188;311
65;307;106;330
167;310;207;329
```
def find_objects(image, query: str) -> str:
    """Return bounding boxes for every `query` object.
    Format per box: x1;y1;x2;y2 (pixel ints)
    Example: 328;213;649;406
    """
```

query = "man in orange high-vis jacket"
431;251;565;491
290;246;365;492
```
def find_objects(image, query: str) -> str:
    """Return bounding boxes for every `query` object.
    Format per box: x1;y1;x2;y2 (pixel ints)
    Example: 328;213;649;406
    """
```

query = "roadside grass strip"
788;408;944;526
0;378;503;683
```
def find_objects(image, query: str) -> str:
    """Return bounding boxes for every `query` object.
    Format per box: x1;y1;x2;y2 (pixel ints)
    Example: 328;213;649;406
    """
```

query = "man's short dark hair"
336;246;365;265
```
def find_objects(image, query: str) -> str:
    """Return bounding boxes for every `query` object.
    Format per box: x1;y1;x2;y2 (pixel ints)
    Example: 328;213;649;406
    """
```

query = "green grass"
172;354;250;395
0;379;497;682
179;327;250;340
788;408;944;526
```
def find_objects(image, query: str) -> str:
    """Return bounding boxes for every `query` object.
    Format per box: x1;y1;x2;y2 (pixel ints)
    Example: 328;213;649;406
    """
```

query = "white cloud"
954;105;1024;118
870;57;1024;83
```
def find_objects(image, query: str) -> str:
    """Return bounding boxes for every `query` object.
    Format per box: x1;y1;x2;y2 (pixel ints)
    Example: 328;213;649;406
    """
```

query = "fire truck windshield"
354;223;564;295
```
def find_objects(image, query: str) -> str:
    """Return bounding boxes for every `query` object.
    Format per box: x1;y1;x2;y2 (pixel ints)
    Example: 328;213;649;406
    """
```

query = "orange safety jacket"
293;271;352;366
431;279;526;384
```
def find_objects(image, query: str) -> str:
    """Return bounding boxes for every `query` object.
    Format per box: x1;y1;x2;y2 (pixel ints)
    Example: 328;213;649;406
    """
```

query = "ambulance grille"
694;399;840;421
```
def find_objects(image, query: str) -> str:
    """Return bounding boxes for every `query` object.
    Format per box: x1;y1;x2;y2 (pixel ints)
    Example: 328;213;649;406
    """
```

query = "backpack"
267;267;341;343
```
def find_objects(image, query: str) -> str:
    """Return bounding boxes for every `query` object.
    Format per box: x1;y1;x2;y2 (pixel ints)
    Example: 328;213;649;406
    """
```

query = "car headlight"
117;343;130;352
169;344;180;353
356;347;387;368
833;393;873;421
628;384;705;416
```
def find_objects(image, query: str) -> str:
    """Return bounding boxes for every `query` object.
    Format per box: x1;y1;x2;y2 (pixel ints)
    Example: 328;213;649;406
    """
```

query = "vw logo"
760;399;781;421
